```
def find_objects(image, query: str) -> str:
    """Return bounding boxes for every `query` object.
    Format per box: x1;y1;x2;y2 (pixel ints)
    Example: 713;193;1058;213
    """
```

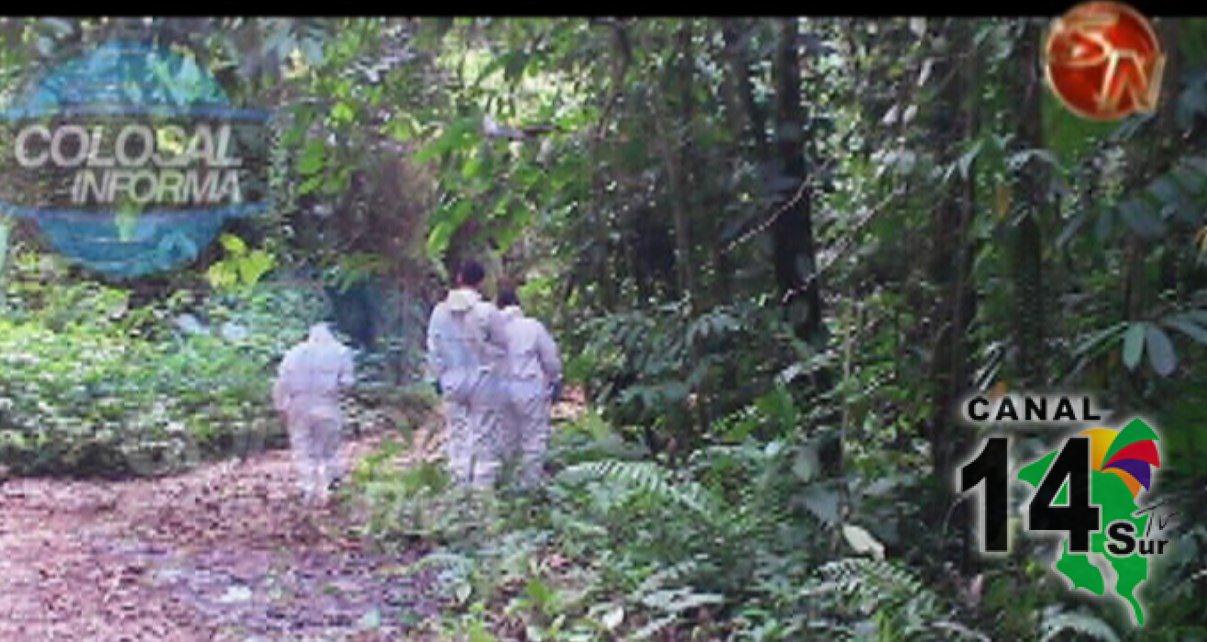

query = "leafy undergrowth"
349;408;1207;642
347;411;987;642
0;252;414;478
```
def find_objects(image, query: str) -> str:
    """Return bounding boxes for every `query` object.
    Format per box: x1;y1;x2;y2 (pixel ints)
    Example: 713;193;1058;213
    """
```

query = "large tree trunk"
721;19;771;166
1010;19;1047;388
771;18;823;346
922;19;980;575
675;21;697;301
771;19;841;495
1124;19;1182;322
718;19;768;309
647;21;697;303
926;18;978;481
1119;19;1181;404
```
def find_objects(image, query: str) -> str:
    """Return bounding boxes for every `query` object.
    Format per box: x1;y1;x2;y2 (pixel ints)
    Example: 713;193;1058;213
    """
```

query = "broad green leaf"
332;77;353;100
206;262;236;290
428;197;475;248
524;577;555;611
219;233;247;256
300;37;325;66
1183;309;1207;326
237;250;275;286
1072;321;1127;360
426;220;457;261
462;151;482;179
504;51;529;82
331;101;356;124
601;605;624;631
842;523;885;559
800;484;840;525
298;174;324;195
383;113;421;142
1122;323;1146;370
297;140;326;176
325;165;354;196
791;443;819;482
1119;200;1165;238
467;619;495;642
413;134;447;165
413;117;479;165
1145;324;1178;377
1164;316;1207;346
1147;176;1184;206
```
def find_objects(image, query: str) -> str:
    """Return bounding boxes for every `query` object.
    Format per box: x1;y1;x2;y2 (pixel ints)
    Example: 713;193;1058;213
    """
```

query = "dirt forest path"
0;431;446;642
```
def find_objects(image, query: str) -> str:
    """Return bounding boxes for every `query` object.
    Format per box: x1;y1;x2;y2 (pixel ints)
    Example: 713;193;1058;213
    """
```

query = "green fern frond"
819;558;927;606
633;559;701;597
556;459;725;523
929;620;993;642
1040;609;1120;642
807;557;990;642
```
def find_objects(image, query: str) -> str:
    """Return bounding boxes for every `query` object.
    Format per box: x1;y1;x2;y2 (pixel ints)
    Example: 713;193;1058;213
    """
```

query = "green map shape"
1018;452;1149;626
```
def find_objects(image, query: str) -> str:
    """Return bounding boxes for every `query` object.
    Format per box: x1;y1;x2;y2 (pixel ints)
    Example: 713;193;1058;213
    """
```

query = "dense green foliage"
0;250;330;476
1;16;1205;641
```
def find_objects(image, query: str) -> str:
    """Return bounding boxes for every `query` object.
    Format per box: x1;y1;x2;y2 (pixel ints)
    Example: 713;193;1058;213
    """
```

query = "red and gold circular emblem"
1043;2;1166;121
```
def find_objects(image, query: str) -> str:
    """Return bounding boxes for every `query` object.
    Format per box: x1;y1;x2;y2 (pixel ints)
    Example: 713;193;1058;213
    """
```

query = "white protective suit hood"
497;305;562;384
273;323;356;415
446;287;481;313
426;287;507;403
308;322;339;343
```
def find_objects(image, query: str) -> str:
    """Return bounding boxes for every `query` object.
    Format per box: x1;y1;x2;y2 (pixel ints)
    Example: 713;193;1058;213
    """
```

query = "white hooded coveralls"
426;287;508;487
272;323;355;503
497;305;562;485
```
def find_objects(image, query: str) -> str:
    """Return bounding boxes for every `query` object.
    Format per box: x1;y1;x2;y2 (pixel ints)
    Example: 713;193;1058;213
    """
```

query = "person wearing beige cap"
425;260;510;488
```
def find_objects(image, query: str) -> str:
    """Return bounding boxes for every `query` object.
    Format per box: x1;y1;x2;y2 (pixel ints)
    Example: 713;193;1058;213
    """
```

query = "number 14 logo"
960;419;1163;554
956;418;1167;627
960;437;1100;552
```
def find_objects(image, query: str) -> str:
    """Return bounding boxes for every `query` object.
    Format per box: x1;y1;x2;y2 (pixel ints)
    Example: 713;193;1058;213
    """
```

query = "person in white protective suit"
426;260;509;488
272;323;356;505
496;287;563;486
